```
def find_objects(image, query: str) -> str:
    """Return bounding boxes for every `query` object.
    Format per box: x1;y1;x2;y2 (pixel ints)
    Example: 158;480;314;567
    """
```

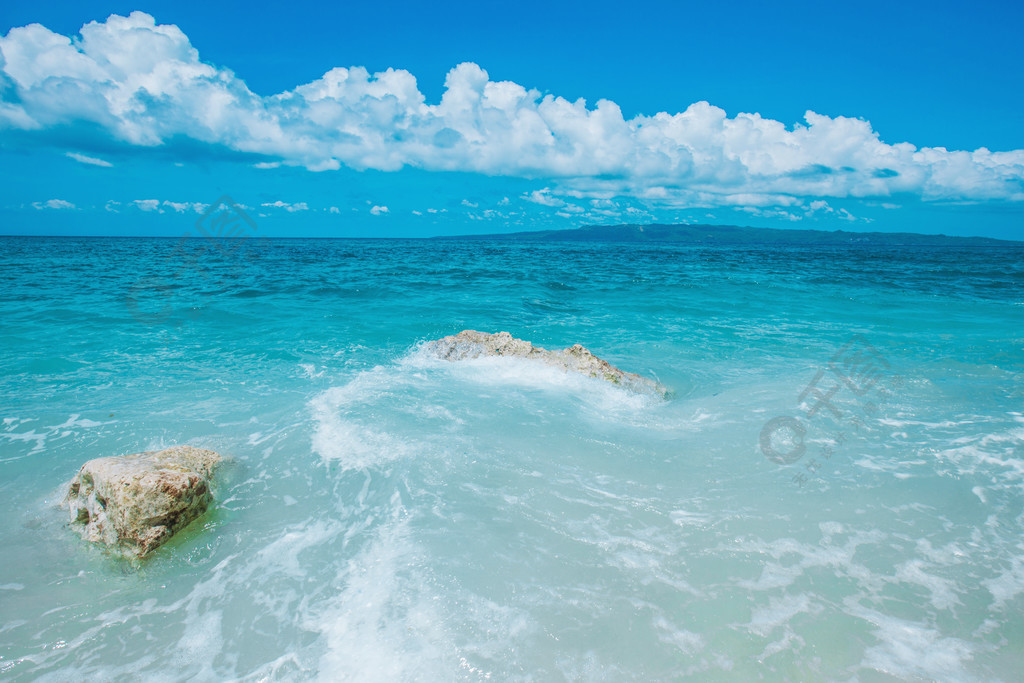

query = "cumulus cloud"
32;198;75;209
2;12;1023;214
261;200;308;212
162;200;206;213
740;199;861;223
127;198;207;213
370;205;389;215
807;199;856;221
133;199;161;211
523;188;564;207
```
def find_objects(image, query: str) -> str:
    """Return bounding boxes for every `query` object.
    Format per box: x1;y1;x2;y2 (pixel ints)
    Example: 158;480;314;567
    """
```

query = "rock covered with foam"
64;445;222;559
427;330;668;397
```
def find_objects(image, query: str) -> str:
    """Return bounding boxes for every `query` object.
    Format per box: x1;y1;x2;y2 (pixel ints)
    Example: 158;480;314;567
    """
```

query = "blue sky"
1;0;1022;238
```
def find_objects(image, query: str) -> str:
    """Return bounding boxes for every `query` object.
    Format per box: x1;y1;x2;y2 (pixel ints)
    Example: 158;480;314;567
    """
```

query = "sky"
1;0;1022;239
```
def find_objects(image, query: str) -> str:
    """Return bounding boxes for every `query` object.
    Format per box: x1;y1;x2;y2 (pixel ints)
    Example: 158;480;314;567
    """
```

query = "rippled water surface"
1;236;1023;680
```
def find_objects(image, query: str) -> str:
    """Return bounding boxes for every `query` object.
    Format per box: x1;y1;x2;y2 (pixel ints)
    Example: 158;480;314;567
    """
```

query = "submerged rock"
427;330;668;397
64;445;222;559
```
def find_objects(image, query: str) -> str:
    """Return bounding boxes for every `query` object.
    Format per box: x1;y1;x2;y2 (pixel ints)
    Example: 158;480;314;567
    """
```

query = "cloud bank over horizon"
2;11;1023;216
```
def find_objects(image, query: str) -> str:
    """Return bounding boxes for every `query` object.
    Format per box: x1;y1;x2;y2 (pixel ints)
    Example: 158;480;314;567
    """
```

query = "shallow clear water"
1;236;1023;681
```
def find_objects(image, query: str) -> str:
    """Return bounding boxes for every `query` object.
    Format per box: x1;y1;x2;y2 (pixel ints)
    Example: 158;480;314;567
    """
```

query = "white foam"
309;344;670;470
733;528;886;593
402;343;658;414
307;517;463;682
652;616;705;655
0;429;47;458
914;538;967;565
46;414;110;429
937;433;1024;489
744;593;817;637
172;609;223;678
756;630;805;662
894;559;962;610
818;521;844;536
982;555;1024;609
847;600;978;681
309;370;423;470
0;414;117;462
254;520;341;578
669;510;712;529
300;363;325;378
877;417;976;429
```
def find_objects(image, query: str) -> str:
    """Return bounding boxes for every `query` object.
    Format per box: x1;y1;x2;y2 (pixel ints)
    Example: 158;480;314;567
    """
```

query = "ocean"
1;235;1023;681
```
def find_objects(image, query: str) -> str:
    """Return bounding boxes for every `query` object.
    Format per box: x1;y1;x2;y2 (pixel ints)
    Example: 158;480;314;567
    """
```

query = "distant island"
434;223;1023;246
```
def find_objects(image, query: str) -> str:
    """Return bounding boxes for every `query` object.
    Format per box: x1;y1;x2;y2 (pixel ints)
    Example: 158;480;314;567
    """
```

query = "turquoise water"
1;236;1023;681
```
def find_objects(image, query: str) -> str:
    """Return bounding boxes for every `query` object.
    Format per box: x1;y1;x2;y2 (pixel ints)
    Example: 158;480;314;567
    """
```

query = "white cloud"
806;199;856;221
126;198;206;213
741;199;861;222
370;205;389;215
2;12;1022;215
32;198;75;209
523;188;564;207
261;200;308;212
65;151;112;167
162;200;206;213
329;206;340;214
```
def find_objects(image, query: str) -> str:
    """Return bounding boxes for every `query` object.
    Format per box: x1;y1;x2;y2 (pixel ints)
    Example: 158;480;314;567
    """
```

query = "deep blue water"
1;236;1023;680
